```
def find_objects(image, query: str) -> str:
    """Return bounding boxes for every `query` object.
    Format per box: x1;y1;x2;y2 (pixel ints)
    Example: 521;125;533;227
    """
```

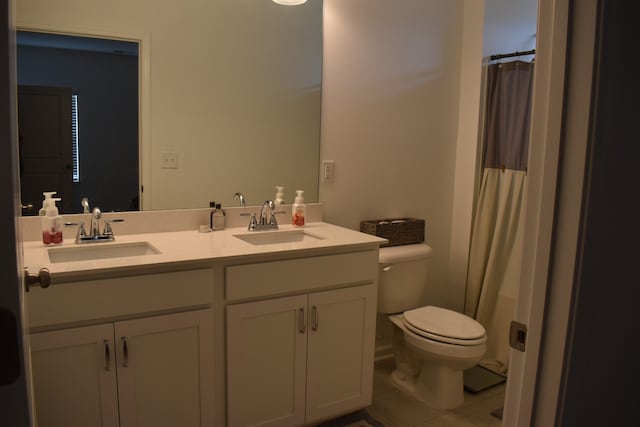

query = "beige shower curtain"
465;60;534;375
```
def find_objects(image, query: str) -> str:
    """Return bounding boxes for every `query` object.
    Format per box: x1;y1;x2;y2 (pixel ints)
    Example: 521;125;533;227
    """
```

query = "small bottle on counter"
212;203;225;230
209;201;216;231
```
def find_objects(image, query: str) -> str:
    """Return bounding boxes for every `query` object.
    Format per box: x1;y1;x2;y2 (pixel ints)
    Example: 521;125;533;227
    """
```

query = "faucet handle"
246;213;258;231
103;219;124;237
65;221;87;243
269;210;286;226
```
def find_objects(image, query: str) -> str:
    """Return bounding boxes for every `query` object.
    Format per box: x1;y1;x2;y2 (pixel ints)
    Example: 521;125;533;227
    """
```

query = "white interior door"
502;0;596;425
506;0;599;425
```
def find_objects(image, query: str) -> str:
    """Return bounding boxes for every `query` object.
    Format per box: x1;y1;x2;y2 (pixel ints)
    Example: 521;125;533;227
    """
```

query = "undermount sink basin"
48;241;161;263
233;229;324;246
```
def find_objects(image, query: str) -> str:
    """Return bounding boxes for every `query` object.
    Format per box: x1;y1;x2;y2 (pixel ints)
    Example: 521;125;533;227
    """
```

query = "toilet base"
414;362;464;410
386;313;483;410
390;369;416;396
389;364;464;410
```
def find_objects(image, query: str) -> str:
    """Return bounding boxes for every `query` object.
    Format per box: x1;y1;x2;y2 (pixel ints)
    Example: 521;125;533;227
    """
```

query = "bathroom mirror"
15;0;323;214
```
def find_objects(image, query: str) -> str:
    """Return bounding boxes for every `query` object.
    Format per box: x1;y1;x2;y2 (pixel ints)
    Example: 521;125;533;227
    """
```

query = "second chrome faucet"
244;200;284;231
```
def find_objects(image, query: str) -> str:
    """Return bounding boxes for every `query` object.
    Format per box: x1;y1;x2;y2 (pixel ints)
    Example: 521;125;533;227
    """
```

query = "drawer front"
28;268;214;329
226;250;378;301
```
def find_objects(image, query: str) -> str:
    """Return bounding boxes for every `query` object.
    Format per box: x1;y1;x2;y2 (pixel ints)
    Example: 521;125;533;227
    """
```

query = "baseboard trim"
374;344;393;362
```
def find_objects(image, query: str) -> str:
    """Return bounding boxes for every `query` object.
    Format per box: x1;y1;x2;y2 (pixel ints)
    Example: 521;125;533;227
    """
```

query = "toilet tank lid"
379;243;433;264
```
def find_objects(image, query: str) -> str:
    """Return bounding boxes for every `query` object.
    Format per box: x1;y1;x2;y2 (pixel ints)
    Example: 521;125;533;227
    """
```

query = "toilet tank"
377;243;433;314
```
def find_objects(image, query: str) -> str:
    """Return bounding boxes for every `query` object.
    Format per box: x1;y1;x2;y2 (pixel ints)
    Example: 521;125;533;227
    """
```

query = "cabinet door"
305;284;377;424
30;324;119;427
114;309;214;427
226;295;307;427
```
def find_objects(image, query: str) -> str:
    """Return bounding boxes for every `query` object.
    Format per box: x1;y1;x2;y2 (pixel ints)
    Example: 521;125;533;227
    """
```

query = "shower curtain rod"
489;49;536;61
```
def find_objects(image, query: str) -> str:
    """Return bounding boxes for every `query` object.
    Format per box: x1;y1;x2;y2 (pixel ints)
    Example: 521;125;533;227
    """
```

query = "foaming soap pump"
275;186;285;205
41;197;63;244
292;190;306;227
38;191;57;216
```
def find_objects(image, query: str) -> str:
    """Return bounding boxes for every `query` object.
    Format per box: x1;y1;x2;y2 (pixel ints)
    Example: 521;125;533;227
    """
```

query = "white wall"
321;0;467;308
447;1;486;311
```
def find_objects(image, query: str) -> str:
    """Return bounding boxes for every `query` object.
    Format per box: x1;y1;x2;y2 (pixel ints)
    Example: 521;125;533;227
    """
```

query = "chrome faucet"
260;200;276;226
244;200;284;231
90;207;102;237
65;206;124;243
81;197;90;213
233;192;247;206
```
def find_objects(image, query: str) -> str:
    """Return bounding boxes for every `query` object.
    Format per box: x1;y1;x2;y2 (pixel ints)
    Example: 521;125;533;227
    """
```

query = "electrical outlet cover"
160;151;178;169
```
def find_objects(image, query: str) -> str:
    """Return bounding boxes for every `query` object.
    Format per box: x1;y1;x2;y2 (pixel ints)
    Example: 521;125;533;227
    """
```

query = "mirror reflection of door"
18;85;74;215
16;31;139;215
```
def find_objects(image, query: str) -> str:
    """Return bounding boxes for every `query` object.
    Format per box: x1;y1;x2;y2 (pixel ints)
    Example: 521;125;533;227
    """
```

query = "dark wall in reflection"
17;43;138;214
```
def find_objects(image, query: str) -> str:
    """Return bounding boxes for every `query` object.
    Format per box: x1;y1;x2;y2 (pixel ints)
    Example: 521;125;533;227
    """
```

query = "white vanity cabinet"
23;222;385;427
27;268;215;427
30;323;119;427
225;250;379;427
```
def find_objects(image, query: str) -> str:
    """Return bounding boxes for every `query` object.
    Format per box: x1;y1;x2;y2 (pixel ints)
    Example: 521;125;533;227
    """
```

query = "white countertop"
23;222;387;282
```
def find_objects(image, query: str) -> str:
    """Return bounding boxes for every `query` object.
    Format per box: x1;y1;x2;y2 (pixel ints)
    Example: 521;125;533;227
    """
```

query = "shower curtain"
464;60;534;374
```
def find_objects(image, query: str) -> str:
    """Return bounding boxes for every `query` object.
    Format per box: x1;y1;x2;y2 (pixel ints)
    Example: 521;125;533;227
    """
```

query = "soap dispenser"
38;191;57;216
41;197;63;244
292;190;306;227
275;186;285;205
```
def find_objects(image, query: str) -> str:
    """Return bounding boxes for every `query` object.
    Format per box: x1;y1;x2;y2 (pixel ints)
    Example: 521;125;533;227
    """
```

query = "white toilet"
378;243;487;409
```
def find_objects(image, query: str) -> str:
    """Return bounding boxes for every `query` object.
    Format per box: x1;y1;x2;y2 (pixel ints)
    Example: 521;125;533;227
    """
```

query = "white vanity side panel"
28;268;214;329
225;250;378;301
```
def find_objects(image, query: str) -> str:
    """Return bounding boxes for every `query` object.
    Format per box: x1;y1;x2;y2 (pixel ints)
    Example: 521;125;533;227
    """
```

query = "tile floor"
367;358;505;427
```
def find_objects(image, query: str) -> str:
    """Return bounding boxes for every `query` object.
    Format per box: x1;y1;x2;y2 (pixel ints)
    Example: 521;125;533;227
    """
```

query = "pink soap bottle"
41;197;63;245
292;190;306;227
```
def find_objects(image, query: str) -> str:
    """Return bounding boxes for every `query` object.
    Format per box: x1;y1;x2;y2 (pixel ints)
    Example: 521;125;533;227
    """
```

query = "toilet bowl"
378;244;486;409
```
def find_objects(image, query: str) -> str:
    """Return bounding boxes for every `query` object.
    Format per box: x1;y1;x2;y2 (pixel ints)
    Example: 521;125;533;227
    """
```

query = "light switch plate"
161;151;178;169
321;160;335;183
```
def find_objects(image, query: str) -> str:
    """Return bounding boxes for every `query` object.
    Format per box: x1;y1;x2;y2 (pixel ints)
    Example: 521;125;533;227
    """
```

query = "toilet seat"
402;306;487;346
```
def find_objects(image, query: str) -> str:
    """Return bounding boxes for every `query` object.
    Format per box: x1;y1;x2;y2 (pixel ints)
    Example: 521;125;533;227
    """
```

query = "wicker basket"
359;218;425;247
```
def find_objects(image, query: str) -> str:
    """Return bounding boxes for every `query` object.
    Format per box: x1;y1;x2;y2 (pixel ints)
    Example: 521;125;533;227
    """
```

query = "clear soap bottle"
212;203;225;230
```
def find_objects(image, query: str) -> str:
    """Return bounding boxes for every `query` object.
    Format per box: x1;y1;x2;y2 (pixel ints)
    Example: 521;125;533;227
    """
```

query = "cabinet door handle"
121;337;129;367
298;308;306;333
104;340;111;372
311;305;319;331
